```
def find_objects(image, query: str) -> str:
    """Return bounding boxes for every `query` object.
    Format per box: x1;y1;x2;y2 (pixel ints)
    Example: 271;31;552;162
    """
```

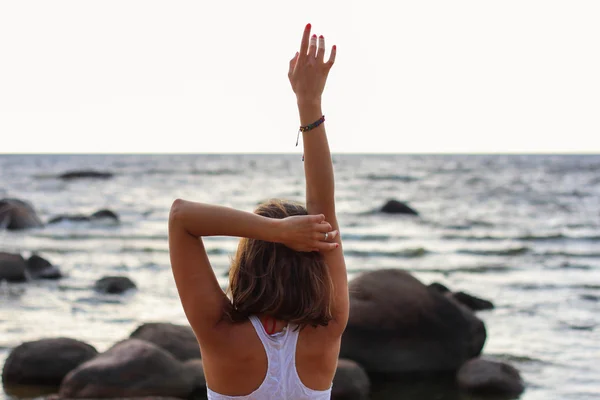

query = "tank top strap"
248;315;297;352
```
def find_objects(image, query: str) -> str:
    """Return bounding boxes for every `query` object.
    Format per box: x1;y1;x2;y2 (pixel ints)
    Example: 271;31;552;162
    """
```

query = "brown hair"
225;199;334;328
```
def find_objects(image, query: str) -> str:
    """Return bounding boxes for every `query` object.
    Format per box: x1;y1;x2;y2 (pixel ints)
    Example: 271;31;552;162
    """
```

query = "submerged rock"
0;252;27;282
380;200;419;216
58;170;113;180
0;198;44;230
453;291;494;311
59;339;205;398
48;208;119;224
332;359;370;400
130;322;200;361
340;269;486;375
26;255;62;280
94;276;136;294
457;358;525;395
2;338;98;386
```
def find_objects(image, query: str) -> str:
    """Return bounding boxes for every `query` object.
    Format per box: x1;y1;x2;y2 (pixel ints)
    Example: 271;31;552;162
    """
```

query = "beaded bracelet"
295;115;326;147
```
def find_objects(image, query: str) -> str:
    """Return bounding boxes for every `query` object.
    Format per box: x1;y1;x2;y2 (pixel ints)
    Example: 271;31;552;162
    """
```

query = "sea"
1;154;599;400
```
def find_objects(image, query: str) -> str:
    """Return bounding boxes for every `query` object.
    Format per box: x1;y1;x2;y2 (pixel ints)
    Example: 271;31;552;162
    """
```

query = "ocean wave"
541;251;600;258
344;247;429;258
342;233;396;241
32;233;168;241
364;174;419;182
419;265;514;274
457;247;530;256
140;168;240;176
442;233;600;242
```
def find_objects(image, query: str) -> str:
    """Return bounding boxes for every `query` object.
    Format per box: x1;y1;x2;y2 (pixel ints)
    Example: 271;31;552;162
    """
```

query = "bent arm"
168;200;281;336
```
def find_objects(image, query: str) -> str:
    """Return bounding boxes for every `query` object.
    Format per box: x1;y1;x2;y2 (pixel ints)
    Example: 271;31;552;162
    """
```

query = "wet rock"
332;359;370;400
94;276;136;294
453;291;494;311
457;358;525;395
48;209;119;225
0;252;27;282
380;200;419;216
428;282;451;294
58;170;113;180
0;198;44;230
2;338;98;386
90;209;119;222
26;255;62;280
59;339;204;399
130;323;200;361
340;269;486;375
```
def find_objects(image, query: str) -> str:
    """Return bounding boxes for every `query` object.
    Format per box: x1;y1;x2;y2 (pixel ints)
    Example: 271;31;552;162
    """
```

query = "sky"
0;0;599;154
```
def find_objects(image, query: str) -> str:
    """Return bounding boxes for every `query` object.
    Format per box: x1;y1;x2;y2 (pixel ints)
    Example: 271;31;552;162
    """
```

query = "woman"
168;24;346;399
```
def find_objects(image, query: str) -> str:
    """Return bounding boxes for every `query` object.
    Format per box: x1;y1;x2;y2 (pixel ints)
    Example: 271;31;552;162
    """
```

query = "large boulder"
58;170;113;180
130;323;200;361
453;292;494;311
0;252;27;282
340;269;486;375
59;339;205;398
332;359;370;400
0;198;44;230
48;208;119;225
457;358;525;395
380;200;419;216
2;338;98;386
94;276;137;294
26;255;62;280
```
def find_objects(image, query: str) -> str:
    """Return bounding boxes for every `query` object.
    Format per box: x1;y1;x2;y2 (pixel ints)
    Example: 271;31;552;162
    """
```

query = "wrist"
268;218;285;244
297;101;323;126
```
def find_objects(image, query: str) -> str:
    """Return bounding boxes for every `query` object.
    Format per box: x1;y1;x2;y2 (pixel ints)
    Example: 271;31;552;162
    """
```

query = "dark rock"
340;269;486;375
48;209;119;225
58;170;113;180
0;198;44;230
130;323;200;361
48;215;90;224
2;338;98;386
59;339;204;399
457;358;525;395
453;292;495;311
90;209;119;222
428;282;451;294
332;359;370;400
0;252;28;282
380;200;419;216
26;255;62;280
94;276;136;294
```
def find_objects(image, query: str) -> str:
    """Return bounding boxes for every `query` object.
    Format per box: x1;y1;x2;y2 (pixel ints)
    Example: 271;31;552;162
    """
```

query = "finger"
327;230;339;241
310;214;325;224
315;242;339;252
299;23;311;60
315;223;333;233
317;35;325;63
288;52;298;76
308;34;318;58
327;44;337;67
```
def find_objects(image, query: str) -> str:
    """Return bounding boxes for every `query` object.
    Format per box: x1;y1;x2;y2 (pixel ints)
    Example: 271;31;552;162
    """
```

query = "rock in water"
0;198;43;230
332;359;370;400
0;252;27;282
457;358;525;395
26;255;62;280
340;269;486;374
130;322;200;361
2;338;98;386
58;170;113;180
453;291;495;311
90;209;119;222
380;200;419;216
59;339;204;398
94;276;136;294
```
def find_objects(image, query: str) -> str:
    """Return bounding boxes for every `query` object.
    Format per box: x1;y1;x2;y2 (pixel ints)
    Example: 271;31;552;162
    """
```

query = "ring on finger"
324;232;329;241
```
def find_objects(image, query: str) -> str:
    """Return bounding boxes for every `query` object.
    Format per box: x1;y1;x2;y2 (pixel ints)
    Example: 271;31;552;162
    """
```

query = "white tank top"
207;315;332;400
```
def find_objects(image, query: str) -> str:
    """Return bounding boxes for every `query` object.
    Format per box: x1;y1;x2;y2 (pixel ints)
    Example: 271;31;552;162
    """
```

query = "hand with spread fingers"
278;214;339;253
288;24;336;105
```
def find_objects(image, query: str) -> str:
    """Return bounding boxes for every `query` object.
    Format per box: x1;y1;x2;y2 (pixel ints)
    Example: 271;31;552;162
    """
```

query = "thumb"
288;52;299;76
311;214;325;223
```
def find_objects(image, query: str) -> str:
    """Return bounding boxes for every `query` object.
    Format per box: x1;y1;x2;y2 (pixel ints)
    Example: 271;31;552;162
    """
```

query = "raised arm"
288;24;349;331
168;200;337;338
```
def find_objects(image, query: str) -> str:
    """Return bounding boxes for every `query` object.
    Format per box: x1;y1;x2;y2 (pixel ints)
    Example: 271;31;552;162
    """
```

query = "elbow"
169;198;186;224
